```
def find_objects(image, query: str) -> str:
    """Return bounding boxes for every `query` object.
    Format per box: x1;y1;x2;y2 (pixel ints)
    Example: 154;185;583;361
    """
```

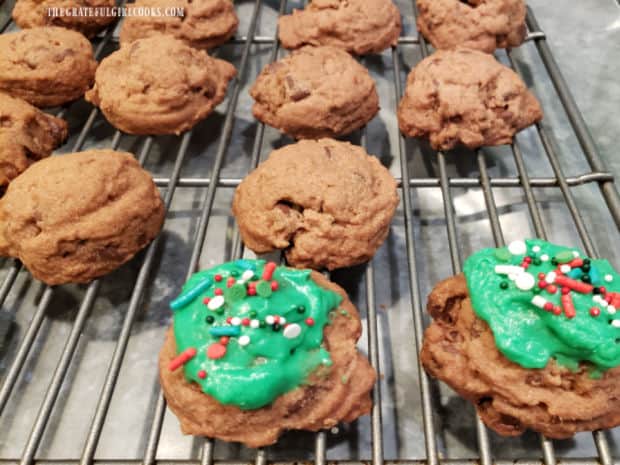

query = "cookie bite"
398;49;542;150
160;259;376;447
232;139;398;270
421;239;620;438
12;0;116;38
250;46;379;139
0;27;97;107
0;92;68;189
0;150;165;285
120;0;238;49
278;0;401;55
85;35;236;135
416;0;526;53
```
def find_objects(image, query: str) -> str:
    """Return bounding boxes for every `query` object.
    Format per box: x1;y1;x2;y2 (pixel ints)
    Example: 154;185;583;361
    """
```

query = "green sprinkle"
205;315;215;324
296;305;306;314
533;258;542;266
224;283;247;302
494;248;512;262
249;310;258;318
256;280;272;298
555;251;574;263
500;281;509;290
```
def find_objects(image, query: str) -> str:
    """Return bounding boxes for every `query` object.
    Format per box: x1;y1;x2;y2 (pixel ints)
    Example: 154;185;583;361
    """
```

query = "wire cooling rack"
0;1;619;464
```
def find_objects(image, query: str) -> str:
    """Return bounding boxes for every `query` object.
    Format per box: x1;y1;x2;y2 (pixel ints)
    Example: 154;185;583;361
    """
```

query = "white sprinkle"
611;320;620;328
531;295;548;309
608;306;616;315
241;270;254;282
265;315;275;325
283;323;302;339
605;274;614;283
250;319;260;329
601;300;609;308
560;264;571;273
593;295;602;303
515;273;535;291
572;251;580;258
545;271;557;284
532;245;541;253
541;254;549;262
280;317;286;325
508;240;527;256
495;265;524;276
330;427;339;434
207;295;224;310
231;317;242;326
509;273;518;281
238;335;250;346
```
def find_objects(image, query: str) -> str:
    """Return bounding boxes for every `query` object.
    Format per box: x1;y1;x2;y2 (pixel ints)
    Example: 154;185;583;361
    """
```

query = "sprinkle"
250;319;260;328
231;317;242;326
271;281;279;291
605;274;614;282
168;347;197;371
554;275;593;294
590;307;600;317
227;277;236;288
545;272;557;284
531;295;548;309
214;274;223;282
265;315;275;325
553;306;562;315
247;286;257;296
280;316;287;325
499;281;509;290
262;262;277;281
612;320;620;328
256;280;273;298
494;248;512;261
330;427;339;434
170;277;213;310
555;250;574;263
272;323;281;332
515;273;535;291
561;293;576;318
225;283;247;302
610;293;620;308
238;335;251;346
214;288;223;296
561;287;570;295
242;317;250;326
305;317;315;326
205;315;215;324
207;295;225;310
543;302;554;311
235;259;257;270
283;323;302;339
209;325;240;337
220;336;229;345
241;270;255;281
508;240;527;255
207;343;227;359
572;251;580;257
297;305;306;314
541;254;549;262
560;264;571;273
569;258;583;268
532;245;541;252
273;315;280;324
202;297;210;305
495;265;524;276
608;306;616;315
538;280;547;289
198;370;207;379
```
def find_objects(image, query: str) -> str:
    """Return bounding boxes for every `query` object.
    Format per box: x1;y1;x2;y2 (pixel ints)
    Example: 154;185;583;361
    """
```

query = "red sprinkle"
569;258;583;268
247;287;257;296
561;287;570;295
305;317;315;326
524;257;532;263
214;274;223;282
203;297;211;305
546;285;558;294
561;293;576;319
242;317;250;326
262;262;277;281
168;347;197;371
543;302;554;311
220;336;229;345
590;307;601;317
198;370;207;379
226;317;232;324
207;343;226;359
227;277;236;288
599;287;607;295
553;306;562;316
538;273;546;279
610;293;620;308
606;294;614;304
271;281;279;291
554;275;593;294
273;315;280;324
214;288;223;296
538;280;548;289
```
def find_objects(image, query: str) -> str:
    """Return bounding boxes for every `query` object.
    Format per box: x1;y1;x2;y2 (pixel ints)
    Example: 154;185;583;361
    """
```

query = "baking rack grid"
0;0;619;464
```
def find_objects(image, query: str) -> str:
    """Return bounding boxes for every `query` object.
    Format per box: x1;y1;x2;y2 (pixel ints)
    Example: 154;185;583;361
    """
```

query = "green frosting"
463;239;620;373
170;259;341;410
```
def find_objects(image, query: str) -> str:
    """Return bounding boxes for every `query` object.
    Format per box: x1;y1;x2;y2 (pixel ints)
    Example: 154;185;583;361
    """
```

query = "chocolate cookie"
160;259;375;447
0;150;165;285
119;0;238;49
12;0;116;38
278;0;401;55
232;139;398;270
421;239;620;438
85;35;236;135
0;27;97;107
398;49;542;150
416;0;526;53
250;46;379;139
0;92;68;189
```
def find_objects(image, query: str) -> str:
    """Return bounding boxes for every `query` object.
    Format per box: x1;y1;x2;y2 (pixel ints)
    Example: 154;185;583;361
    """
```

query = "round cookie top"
85;35;236;135
416;0;526;53
278;0;401;55
169;259;341;409
0;26;97;107
0;150;164;285
464;239;620;374
232;139;399;270
250;46;379;139
397;49;542;150
12;0;116;38
119;0;238;49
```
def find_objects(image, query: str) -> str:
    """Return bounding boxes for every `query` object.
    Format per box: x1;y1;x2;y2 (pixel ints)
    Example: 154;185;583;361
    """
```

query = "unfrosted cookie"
0;150;165;285
0;27;97;107
119;0;238;49
12;0;116;38
160;259;375;447
278;0;401;55
232;139;398;270
417;0;526;53
421;239;620;438
250;46;379;139
85;35;236;135
398;49;542;150
0;92;68;188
